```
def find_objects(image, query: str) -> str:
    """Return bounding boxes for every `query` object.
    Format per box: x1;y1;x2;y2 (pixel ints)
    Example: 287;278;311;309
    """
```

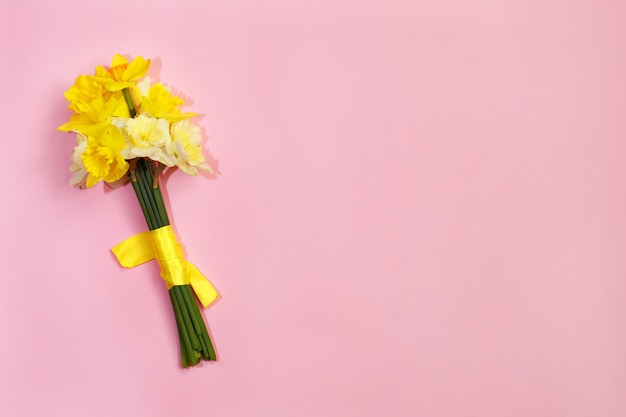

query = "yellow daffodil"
140;82;195;123
82;125;129;188
92;54;151;92
64;75;110;114
58;93;130;135
59;68;130;136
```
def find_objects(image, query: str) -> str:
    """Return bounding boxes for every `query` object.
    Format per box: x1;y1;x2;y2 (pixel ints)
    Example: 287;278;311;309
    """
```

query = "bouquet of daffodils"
59;54;219;368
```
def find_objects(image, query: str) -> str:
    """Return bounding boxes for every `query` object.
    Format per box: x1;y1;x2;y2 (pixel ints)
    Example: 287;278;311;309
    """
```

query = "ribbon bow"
112;225;218;308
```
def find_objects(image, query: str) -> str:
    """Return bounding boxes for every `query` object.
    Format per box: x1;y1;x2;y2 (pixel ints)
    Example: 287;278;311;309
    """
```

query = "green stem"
127;162;217;366
153;184;170;225
130;160;218;366
122;88;137;118
177;325;189;368
182;286;216;360
135;161;160;229
169;289;195;366
129;174;154;230
174;287;202;353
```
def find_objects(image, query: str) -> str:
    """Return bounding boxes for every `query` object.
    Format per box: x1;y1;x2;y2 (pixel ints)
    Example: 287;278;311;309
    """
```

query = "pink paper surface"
2;0;626;416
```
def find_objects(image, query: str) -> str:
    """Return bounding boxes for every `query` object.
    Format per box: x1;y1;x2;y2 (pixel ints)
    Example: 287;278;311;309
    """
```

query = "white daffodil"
121;113;176;166
69;133;88;188
169;119;212;175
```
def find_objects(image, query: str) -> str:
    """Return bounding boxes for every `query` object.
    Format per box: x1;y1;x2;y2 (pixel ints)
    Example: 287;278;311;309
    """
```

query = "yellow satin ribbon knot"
111;225;218;308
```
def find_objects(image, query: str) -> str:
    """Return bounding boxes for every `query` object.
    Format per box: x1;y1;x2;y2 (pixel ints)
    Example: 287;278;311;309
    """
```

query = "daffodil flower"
169;119;212;175
139;82;196;123
118;114;177;167
64;74;110;114
69;133;88;188
81;125;129;188
91;54;151;92
58;93;130;136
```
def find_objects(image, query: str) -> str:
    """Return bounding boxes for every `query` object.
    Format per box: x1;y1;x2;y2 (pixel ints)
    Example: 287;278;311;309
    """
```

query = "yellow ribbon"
111;225;218;308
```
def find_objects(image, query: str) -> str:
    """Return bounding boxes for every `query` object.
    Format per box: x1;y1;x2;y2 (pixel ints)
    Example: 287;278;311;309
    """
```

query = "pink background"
1;0;626;416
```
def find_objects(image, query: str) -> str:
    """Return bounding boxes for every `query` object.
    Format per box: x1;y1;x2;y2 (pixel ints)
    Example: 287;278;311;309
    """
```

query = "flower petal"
123;56;150;81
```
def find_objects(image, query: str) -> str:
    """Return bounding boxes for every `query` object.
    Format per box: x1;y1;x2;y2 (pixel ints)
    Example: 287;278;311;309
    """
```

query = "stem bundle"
130;158;216;367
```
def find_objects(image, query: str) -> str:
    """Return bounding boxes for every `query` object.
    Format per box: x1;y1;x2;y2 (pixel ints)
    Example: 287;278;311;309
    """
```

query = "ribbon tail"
187;262;219;308
112;231;156;268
